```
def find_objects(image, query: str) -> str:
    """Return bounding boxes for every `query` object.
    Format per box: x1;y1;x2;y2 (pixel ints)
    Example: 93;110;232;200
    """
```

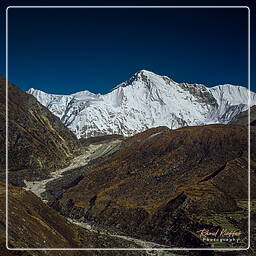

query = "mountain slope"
28;70;256;138
50;124;256;249
0;182;147;255
229;105;256;126
0;77;84;186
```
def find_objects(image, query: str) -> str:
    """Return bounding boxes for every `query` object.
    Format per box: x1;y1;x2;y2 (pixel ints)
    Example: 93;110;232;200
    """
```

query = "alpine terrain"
1;76;256;255
28;70;256;138
0;78;147;255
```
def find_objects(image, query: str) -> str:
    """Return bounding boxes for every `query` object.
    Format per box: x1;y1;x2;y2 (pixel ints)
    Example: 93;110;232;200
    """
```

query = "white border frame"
5;5;251;251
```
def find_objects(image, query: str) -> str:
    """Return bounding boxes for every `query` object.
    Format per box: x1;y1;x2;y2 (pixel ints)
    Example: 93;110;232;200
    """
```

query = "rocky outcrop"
0;77;84;186
229;105;256;126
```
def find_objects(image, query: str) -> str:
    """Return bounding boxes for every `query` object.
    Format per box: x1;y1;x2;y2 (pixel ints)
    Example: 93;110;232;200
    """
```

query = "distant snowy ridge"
27;70;256;138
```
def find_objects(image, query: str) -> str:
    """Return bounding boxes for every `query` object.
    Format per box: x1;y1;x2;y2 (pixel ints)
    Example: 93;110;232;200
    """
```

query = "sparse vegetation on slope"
52;125;255;250
0;77;84;186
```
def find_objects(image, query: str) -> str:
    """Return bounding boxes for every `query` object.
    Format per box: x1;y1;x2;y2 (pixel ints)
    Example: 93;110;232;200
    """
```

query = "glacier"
27;70;256;138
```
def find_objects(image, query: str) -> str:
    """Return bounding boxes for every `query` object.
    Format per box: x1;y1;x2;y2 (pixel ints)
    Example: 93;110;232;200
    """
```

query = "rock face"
28;70;256;138
0;182;147;255
229;105;256;126
52;125;255;249
0;77;83;186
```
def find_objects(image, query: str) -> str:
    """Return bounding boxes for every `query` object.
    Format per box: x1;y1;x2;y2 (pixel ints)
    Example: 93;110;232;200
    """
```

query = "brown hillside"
0;182;147;255
0;77;83;186
53;125;255;248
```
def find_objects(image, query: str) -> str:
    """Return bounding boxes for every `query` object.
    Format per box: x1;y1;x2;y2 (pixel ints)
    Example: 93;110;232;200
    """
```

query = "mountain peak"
112;70;175;91
135;70;177;85
136;69;155;75
27;88;37;93
134;69;163;79
28;71;256;138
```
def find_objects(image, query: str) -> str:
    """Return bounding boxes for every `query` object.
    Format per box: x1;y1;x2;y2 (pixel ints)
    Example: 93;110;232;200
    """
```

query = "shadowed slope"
0;77;83;186
229;105;256;126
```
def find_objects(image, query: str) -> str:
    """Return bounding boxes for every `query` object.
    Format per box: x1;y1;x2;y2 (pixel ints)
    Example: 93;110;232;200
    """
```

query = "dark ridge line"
199;164;227;183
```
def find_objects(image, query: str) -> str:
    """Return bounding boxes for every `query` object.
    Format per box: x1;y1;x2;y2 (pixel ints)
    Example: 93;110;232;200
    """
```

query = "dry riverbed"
24;140;121;201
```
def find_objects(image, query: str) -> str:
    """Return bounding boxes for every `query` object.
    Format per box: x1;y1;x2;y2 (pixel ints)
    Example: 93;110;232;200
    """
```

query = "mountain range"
1;75;256;254
28;70;256;138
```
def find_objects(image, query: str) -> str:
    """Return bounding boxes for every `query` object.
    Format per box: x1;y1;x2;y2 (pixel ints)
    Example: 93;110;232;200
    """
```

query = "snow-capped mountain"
27;70;256;138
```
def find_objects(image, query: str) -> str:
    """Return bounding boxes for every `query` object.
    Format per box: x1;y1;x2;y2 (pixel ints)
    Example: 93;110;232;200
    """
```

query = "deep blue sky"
1;3;253;94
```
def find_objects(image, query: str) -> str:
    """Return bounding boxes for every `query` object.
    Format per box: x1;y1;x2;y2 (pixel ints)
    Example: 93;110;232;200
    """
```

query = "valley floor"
24;139;121;201
68;219;179;254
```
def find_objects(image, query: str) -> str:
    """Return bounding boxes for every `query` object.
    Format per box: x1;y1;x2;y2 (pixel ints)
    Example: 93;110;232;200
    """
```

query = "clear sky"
1;3;254;94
